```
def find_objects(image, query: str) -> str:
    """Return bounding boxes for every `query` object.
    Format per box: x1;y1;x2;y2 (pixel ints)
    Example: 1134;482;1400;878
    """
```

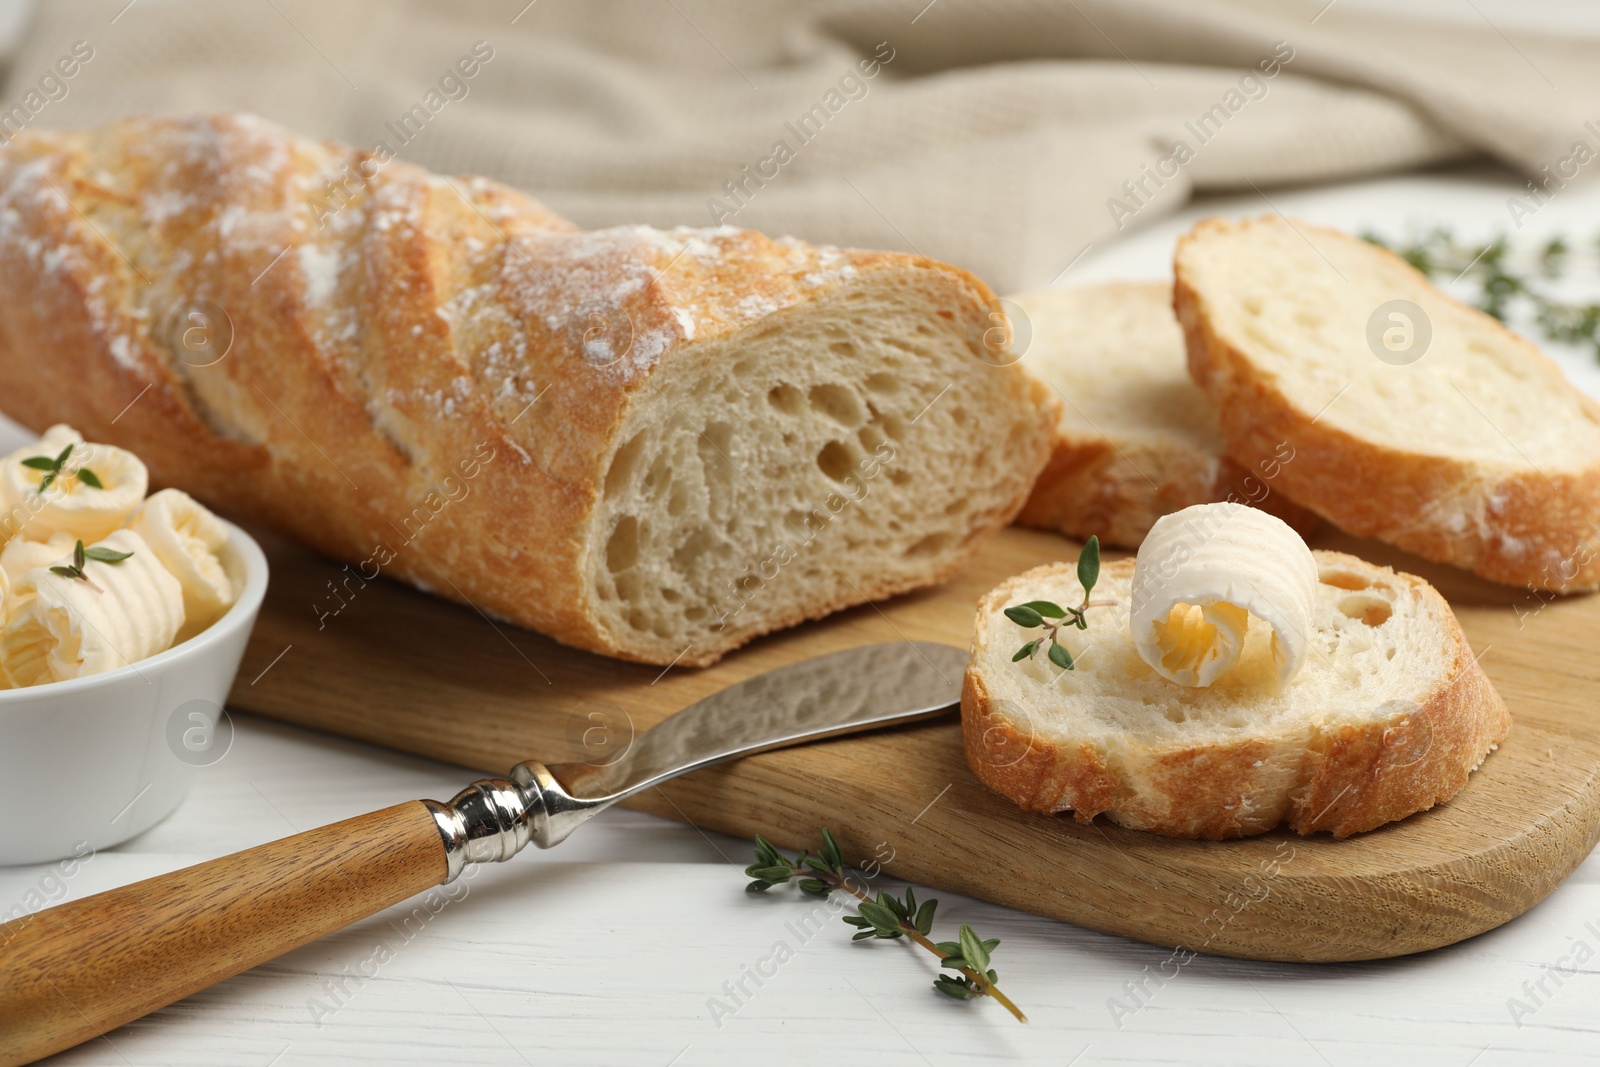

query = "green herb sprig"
1363;229;1600;360
744;830;1026;1023
1006;535;1102;670
21;443;103;493
49;538;134;592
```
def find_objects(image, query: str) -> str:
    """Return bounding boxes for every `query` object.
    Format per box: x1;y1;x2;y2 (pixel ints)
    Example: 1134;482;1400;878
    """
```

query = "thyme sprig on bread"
1005;535;1102;670
744;830;1026;1022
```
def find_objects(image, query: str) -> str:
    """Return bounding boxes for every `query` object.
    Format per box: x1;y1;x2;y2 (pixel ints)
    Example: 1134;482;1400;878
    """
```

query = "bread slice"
962;553;1509;838
1011;282;1318;549
1175;215;1600;592
0;114;1057;667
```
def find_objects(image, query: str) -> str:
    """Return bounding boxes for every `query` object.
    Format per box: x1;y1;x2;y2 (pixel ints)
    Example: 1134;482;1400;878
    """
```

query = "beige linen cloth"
2;0;1598;292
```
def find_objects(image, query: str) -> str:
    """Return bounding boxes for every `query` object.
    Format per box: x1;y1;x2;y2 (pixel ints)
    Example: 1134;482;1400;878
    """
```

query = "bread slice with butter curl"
962;553;1508;838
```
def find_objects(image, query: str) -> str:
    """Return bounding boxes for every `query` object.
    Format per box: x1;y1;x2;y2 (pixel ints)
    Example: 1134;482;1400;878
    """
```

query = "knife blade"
0;641;967;1066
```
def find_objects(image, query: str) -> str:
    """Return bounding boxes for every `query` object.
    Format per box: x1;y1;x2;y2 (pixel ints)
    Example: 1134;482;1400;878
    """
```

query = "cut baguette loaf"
1012;282;1318;549
962;553;1509;838
0;114;1057;666
1176;215;1600;592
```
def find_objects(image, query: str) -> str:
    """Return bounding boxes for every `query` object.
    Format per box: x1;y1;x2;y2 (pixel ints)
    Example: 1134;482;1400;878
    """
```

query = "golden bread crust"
0;114;1055;665
1012;279;1318;549
1015;432;1321;549
1174;215;1600;593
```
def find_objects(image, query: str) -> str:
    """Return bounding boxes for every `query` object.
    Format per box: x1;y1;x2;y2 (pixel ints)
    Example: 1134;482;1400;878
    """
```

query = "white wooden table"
7;154;1600;1067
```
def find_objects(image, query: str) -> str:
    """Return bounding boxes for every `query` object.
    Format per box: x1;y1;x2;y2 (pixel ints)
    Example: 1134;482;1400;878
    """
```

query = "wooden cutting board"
228;524;1600;963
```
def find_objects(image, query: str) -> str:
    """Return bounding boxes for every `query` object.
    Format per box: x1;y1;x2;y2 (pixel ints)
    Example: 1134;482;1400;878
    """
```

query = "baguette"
962;553;1509;838
1012;282;1318;548
1175;215;1600;592
0;114;1056;666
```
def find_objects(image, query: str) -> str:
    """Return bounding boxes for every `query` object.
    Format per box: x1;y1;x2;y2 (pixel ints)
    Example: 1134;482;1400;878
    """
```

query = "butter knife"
0;641;966;1066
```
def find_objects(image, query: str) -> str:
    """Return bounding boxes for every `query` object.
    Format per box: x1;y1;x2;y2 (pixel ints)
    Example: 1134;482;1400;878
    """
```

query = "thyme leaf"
1007;535;1104;670
48;539;132;591
743;830;1026;1023
20;443;103;493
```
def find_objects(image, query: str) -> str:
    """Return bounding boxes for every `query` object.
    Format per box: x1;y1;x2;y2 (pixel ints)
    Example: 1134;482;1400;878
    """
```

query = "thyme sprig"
49;538;133;592
1363;229;1600;360
744;830;1026;1023
21;443;103;492
1006;535;1103;670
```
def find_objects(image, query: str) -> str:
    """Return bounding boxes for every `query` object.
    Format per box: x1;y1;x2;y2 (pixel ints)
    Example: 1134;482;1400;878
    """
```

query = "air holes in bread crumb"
816;440;858;482
673;527;716;573
701;421;733;454
906;531;952;557
644;452;671;493
697;423;734;488
1338;595;1393;626
1320;571;1371;591
605;432;648;497
606;515;639;573
865;373;901;395
767;383;803;415
809;383;865;425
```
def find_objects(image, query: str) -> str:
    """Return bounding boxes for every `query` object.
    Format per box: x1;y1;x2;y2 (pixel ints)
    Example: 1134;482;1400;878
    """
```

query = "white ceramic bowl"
0;521;268;865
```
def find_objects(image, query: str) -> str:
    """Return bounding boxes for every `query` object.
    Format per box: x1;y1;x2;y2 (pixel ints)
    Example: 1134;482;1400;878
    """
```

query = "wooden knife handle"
0;800;447;1067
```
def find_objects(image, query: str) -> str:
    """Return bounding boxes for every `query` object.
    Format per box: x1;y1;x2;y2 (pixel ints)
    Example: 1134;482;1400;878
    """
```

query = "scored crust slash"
0;113;1056;667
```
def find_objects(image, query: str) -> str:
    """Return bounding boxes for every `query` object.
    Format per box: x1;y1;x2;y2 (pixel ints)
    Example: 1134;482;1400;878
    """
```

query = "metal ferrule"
424;761;608;883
